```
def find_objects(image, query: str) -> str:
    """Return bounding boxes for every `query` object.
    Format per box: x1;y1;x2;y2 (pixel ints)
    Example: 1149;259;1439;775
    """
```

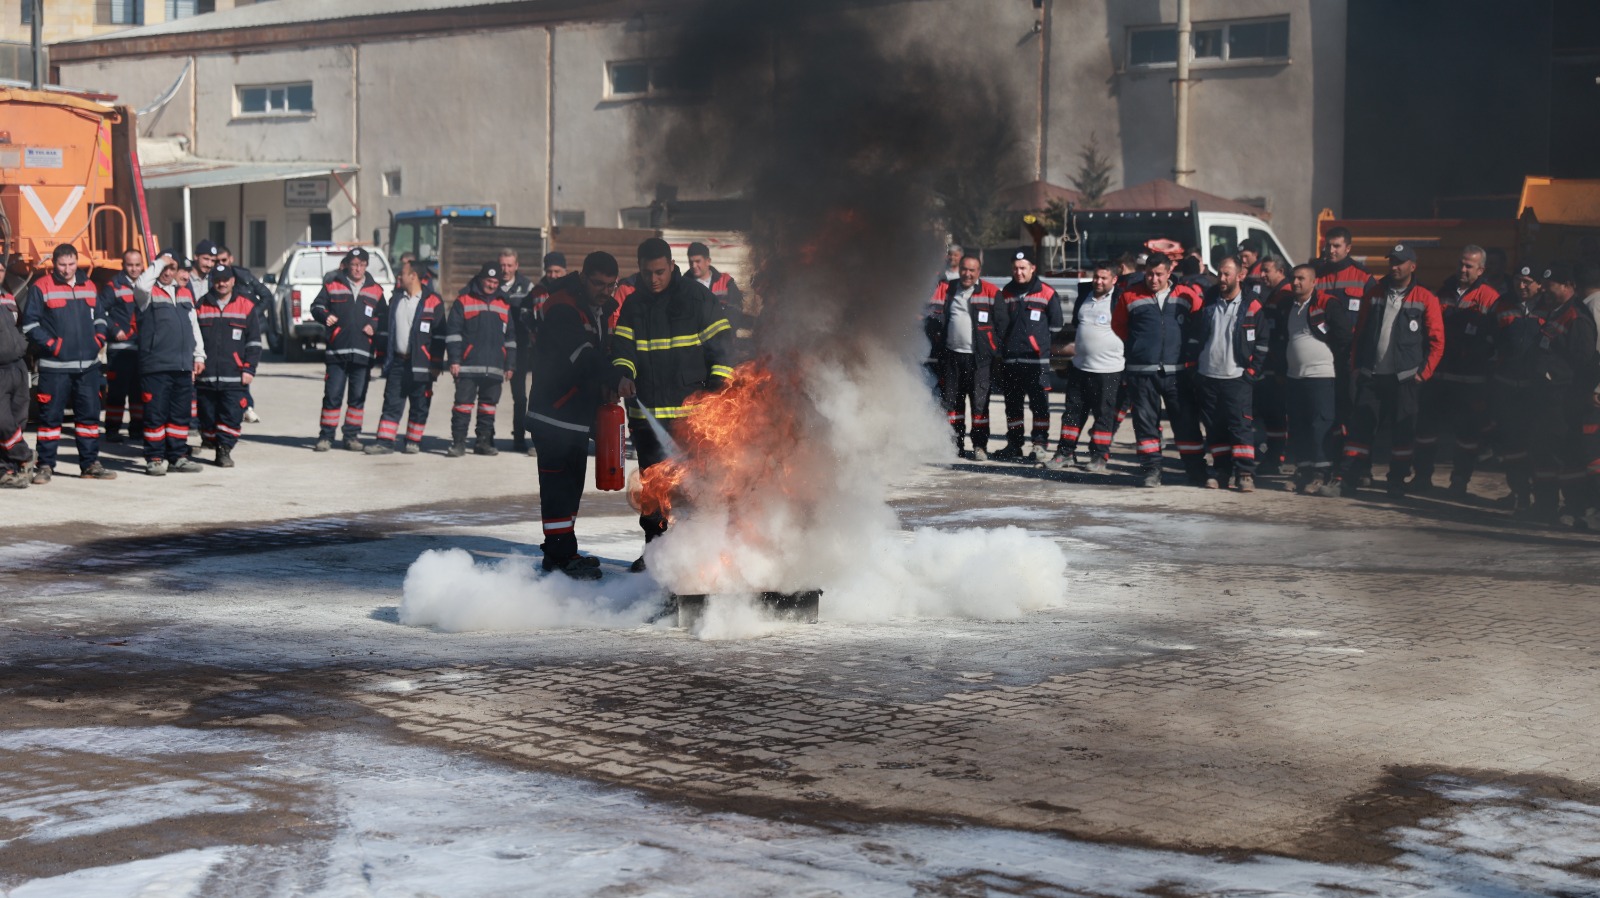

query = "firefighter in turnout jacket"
993;248;1064;460
133;253;208;476
194;267;262;467
102;249;145;443
0;286;31;488
528;253;622;580
367;258;446;455
925;254;1005;459
445;262;516;456
20;244;114;482
1189;257;1267;491
1491;265;1556;510
1045;261;1123;473
1111;255;1208;487
1413;246;1502;494
1337;244;1446;497
310;247;388;452
612;238;733;568
1527;262;1598;522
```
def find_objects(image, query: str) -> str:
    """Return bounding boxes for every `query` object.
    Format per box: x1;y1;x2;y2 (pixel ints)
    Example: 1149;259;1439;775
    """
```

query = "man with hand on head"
527;252;622;580
611;238;733;571
133;251;207;476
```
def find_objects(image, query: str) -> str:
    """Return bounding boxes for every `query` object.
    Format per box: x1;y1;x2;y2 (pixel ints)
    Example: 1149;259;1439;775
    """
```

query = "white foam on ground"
1;727;1594;897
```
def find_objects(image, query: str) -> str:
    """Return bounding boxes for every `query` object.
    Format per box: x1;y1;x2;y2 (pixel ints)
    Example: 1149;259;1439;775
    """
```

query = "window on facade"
207;220;226;248
606;59;707;99
309;212;333;243
248;219;267;269
619;207;653;229
553;210;586;228
237;82;313;116
98;0;144;25
165;0;215;18
382;170;402;197
1128;17;1290;69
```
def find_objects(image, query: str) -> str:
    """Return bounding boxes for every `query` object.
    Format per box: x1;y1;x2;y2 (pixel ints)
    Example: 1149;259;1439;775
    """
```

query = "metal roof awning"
139;158;357;191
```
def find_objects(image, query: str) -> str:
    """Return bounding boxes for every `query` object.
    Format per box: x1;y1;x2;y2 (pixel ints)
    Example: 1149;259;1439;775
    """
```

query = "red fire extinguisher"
595;402;626;491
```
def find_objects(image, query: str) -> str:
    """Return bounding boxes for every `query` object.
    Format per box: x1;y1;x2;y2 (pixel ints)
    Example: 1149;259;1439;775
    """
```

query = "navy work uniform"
20;267;107;477
195;267;263;464
445;264;516;454
310;248;388;448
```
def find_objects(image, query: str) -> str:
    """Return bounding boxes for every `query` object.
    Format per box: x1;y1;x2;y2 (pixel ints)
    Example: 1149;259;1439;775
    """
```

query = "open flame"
633;360;801;523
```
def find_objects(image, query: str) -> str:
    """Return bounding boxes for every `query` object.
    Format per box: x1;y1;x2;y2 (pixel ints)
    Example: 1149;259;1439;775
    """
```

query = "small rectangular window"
553;210;586;228
98;0;144;25
236;82;313;117
382;170;402;197
207;220;226;248
1192;27;1224;59
1228;20;1290;61
1128;29;1178;67
248;219;267;269
309;212;333;243
608;62;649;97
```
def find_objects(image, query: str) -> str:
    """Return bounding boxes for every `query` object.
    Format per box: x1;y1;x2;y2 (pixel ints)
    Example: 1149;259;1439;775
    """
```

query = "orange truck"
1315;177;1600;288
0;86;155;289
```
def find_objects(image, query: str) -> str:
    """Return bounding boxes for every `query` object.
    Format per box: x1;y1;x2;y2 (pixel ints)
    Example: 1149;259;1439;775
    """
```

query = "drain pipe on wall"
1173;0;1193;186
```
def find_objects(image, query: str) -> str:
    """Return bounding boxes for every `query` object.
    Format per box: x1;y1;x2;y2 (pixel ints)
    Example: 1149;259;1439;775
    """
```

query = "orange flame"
634;361;802;523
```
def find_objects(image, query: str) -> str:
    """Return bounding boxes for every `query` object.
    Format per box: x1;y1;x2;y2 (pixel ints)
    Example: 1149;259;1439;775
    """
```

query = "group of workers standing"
927;230;1600;527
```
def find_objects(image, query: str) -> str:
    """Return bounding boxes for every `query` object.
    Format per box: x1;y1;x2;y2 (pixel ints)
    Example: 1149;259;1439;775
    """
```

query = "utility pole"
1173;0;1193;185
29;0;44;90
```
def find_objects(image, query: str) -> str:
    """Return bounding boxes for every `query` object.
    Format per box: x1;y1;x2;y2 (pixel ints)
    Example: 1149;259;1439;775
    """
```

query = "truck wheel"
265;311;284;355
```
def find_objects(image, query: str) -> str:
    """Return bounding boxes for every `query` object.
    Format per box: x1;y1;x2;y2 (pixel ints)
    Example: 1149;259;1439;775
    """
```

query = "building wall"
0;0;252;45
52;0;1345;271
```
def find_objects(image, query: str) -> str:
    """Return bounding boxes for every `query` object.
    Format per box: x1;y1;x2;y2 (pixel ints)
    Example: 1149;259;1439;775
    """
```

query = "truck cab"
388;205;496;272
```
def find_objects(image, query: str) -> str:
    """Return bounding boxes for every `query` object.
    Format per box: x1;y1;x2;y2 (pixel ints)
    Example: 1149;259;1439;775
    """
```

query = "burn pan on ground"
667;591;822;628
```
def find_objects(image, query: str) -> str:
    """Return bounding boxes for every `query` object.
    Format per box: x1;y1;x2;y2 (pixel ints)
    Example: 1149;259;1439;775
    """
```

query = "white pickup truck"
263;243;395;361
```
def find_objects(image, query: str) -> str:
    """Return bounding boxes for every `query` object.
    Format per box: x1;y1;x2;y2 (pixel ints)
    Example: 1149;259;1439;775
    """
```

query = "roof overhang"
140;158;357;191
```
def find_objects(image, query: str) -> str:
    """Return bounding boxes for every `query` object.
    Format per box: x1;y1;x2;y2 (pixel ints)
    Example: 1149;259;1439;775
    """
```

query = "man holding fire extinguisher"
526;251;623;580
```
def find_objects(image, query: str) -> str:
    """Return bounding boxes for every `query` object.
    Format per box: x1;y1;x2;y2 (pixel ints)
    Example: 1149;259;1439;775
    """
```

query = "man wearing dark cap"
611;237;733;570
20;243;115;482
497;248;539;454
527;252;622;579
993;247;1064;461
1489;264;1556;511
687;241;749;357
444;262;515;457
1315;227;1374;450
194;266;262;468
189;239;220;300
1335;243;1445;498
310;247;388;451
1526;262;1598;524
215;245;271;424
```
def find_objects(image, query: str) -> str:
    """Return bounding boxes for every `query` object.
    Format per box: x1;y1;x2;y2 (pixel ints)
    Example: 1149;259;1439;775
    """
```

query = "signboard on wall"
284;179;329;208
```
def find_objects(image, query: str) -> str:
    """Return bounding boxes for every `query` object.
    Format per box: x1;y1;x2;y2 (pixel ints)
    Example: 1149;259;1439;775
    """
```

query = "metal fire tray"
666;590;822;628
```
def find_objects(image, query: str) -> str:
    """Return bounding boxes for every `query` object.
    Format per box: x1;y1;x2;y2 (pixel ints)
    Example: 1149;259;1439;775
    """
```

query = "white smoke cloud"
399;549;664;631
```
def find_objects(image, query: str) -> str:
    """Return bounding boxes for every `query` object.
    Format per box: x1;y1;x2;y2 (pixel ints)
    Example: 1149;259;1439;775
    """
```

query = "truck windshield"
1068;214;1196;266
391;221;440;263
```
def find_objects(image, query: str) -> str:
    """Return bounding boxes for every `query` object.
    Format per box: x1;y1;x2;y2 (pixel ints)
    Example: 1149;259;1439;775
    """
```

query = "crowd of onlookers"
925;231;1600;529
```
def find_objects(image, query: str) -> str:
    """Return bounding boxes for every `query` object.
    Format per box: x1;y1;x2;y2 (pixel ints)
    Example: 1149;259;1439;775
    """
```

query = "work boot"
216;446;234;468
343;437;363;452
1083;456;1109;475
30;466;52;485
80;461;117;480
446;440;468;458
1141;466;1162;489
0;469;28;489
542;555;602;581
314;439;333;452
970;448;987;462
1203;476;1221;490
990;444;1024;461
403;442;422;455
1337;476;1360;498
474;439;499;457
1302;472;1329;497
1447;479;1470;499
169;457;205;474
144;459;168;477
364;443;395;456
244;407;262;424
630;555;648;573
1235;474;1256;493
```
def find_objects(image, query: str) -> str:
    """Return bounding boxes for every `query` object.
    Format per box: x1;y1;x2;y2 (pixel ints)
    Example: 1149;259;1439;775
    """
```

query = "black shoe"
446;441;467;458
80;461;118;480
1083;456;1109;474
215;446;234;468
29;466;51;485
630;556;648;573
1142;467;1162;488
990;445;1024;461
364;443;395;456
343;437;363;452
513;438;529;454
314;439;333;453
542;556;602;581
474;440;499;457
